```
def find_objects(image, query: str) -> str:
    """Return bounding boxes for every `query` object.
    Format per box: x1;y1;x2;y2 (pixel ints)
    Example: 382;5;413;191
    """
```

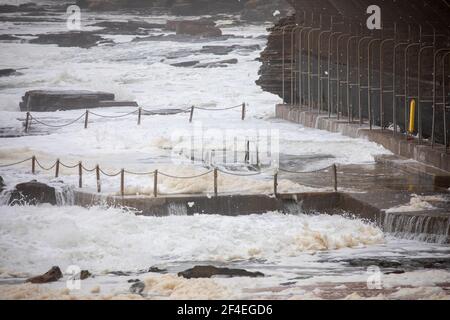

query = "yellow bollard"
408;99;416;134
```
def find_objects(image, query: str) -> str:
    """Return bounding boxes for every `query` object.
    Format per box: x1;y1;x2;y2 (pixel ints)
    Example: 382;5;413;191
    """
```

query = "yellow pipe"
408;99;416;134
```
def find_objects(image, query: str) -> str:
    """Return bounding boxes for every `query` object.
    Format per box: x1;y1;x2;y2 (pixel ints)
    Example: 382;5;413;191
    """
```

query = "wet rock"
178;266;264;279
0;69;19;77
26;266;63;284
109;271;132;276
0;176;4;193
20;90;116;112
9;181;57;206
200;44;260;55
128;279;141;283
148;266;167;274
194;59;238;68
90;20;165;35
0;35;22;41
80;270;92;280
174;20;222;37
129;281;145;295
29;31;109;48
170;60;199;67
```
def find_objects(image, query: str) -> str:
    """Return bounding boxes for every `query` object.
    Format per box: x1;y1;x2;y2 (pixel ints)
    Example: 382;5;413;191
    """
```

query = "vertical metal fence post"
55;159;60;178
153;170;158;198
78;162;82;188
96;165;101;193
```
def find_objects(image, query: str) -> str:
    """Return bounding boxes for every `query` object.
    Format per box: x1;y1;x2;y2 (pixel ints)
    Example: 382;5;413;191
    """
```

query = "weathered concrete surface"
73;190;450;242
20;90;138;112
276;104;450;178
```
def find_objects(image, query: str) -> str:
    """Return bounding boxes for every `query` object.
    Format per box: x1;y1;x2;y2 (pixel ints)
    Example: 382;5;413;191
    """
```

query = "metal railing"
277;12;450;151
0;156;339;198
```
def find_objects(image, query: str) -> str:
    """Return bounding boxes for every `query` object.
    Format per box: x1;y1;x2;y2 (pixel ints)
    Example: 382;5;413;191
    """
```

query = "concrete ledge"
74;190;449;242
276;104;450;181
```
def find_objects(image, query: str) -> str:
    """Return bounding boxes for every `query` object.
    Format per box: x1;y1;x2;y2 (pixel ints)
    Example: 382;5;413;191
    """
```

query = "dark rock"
132;34;237;43
29;32;109;48
148;266;167;273
170;60;200;67
200;45;260;55
0;176;4;193
90;20;165;35
0;34;22;41
195;59;238;68
178;266;264;279
9;181;57;206
80;270;92;280
384;270;406;275
174;20;222;37
26;266;63;284
129;281;145;295
19;90;116;112
128;279;141;283
0;69;18;77
109;271;132;276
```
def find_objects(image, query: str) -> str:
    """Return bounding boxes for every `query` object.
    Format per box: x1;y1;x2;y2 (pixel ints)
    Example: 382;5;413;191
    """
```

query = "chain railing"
23;103;247;133
0;156;339;198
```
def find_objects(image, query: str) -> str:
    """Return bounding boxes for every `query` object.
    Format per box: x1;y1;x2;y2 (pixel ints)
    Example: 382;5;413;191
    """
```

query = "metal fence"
274;11;450;150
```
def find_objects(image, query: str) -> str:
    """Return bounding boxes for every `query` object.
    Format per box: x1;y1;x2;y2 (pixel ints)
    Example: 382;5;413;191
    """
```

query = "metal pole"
96;165;101;193
31;156;36;174
417;46;434;143
55;159;60;178
84;110;89;129
367;39;382;130
214;168;218;197
328;32;343;117
443;52;450;152
78;162;82;188
432;49;450;148
189;106;194;123
336;33;352;120
25;112;30;133
404;43;421;137
393;42;410;135
379;38;395;130
137;107;142;125
153;170;158;198
317;16;334;114
356;36;374;125
346;36;361;123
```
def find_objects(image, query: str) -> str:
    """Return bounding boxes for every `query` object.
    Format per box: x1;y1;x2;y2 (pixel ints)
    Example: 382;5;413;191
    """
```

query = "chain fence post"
333;164;338;192
31;155;36;174
78;162;83;188
153;170;158;198
96;165;101;193
274;172;278;197
55;159;60;178
84;110;89;129
120;169;125;198
25;112;30;133
241;102;246;120
138;107;142;125
214;168;218;197
189;106;194;123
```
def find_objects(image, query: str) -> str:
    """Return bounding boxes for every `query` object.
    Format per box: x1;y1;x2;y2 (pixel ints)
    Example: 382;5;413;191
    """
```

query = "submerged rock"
178;266;264;279
26;266;63;284
89;20;165;35
0;34;22;41
200;44;260;55
9;181;57;206
194;59;238;68
29;31;110;48
170;60;200;68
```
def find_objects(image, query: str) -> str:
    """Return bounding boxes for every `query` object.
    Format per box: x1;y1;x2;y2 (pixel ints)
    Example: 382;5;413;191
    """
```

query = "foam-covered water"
0;205;384;274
